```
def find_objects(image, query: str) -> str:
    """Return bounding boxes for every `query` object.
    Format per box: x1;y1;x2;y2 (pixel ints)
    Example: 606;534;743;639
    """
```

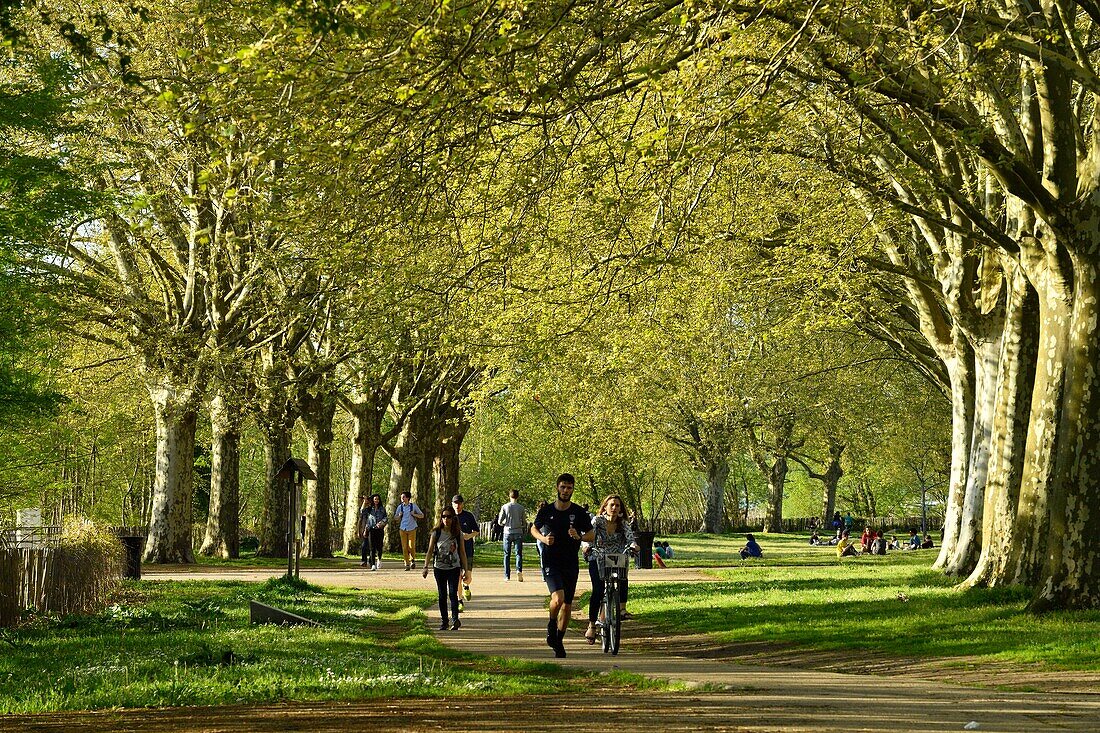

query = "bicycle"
597;551;631;655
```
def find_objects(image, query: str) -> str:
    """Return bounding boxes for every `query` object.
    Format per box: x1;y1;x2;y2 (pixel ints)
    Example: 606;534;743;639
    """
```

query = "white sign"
15;507;44;549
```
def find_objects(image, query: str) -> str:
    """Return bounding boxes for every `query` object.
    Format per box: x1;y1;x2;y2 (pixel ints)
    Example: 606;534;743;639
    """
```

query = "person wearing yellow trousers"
393;491;425;570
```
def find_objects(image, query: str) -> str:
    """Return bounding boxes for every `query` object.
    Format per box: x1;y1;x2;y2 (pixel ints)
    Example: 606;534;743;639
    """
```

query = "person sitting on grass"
870;531;887;555
809;531;821;545
836;531;857;557
905;529;921;550
825;529;842;546
921;533;935;549
887;535;901;551
739;534;763;560
860;526;874;553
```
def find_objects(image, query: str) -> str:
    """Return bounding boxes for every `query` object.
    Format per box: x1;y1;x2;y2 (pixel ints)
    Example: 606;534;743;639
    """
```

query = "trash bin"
120;536;143;580
635;531;655;569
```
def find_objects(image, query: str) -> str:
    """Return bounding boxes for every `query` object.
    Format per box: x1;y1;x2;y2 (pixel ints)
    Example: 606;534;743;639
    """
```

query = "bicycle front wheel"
606;579;621;655
601;580;614;653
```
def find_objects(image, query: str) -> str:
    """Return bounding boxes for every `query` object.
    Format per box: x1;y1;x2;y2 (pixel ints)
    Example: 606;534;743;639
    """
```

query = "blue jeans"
503;532;523;577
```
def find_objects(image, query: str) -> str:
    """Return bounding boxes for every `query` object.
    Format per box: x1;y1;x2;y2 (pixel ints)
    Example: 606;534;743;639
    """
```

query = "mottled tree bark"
934;346;976;571
413;450;435;553
762;457;788;534
143;384;198;563
699;456;729;534
199;392;243;558
432;419;469;517
965;266;1037;588
943;338;1000;576
809;442;845;526
1030;256;1100;609
749;417;797;534
384;452;416;553
257;416;296;558
302;392;337;558
341;406;382;554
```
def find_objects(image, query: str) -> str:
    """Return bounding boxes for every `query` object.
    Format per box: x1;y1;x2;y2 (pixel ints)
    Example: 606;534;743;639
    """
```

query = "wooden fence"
648;515;943;536
0;543;123;627
0;548;57;627
476;515;942;542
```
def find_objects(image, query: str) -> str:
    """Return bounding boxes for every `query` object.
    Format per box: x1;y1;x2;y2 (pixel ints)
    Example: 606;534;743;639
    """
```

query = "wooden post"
0;549;18;627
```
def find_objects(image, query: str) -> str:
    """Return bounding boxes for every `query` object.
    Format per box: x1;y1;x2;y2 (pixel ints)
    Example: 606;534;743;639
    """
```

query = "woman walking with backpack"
423;506;470;631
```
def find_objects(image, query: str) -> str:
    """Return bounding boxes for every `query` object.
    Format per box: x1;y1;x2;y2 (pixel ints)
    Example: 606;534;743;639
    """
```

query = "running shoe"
462;584;471;600
451;618;461;631
458;600;465;613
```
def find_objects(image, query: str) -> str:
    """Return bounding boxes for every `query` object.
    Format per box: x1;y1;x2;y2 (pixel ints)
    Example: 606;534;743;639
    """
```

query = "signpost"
275;458;316;579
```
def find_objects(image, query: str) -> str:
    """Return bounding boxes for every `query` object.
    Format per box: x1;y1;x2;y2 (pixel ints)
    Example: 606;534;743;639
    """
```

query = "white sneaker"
371;563;377;571
517;571;524;582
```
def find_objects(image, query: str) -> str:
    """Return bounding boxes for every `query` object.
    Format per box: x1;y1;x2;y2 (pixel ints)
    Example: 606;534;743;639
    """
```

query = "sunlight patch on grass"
629;532;1100;670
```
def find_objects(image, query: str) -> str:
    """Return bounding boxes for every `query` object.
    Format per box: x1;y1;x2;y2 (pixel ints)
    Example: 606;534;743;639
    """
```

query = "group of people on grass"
807;526;935;557
741;525;937;561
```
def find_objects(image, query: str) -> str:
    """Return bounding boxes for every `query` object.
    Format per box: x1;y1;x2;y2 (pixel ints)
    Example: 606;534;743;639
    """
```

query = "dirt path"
4;562;1095;732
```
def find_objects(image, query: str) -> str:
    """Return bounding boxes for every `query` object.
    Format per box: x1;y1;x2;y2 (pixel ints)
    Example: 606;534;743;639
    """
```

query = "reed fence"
0;527;124;627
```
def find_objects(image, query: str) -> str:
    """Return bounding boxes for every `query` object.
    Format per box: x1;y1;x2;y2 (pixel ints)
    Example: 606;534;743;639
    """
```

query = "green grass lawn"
193;552;356;569
0;577;619;714
624;532;1100;671
192;539;526;573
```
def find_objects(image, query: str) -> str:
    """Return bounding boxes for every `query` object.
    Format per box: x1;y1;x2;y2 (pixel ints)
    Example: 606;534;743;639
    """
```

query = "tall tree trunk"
816;442;845;525
965;266;1037;588
199;392;242;558
762;457;788;533
698;456;729;534
385;453;415;553
433;421;468;515
257;418;295;558
749;417;796;534
934;345;976;570
143;384;198;563
1030;255;1100;609
303;393;336;558
413;450;435;553
341;408;378;554
1007;249;1072;589
943;337;1000;575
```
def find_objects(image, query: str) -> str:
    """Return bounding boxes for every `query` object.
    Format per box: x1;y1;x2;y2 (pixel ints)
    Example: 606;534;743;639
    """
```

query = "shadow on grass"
629;570;1100;667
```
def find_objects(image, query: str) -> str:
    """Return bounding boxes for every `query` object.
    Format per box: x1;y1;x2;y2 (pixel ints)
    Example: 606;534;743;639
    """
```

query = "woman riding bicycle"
584;494;639;644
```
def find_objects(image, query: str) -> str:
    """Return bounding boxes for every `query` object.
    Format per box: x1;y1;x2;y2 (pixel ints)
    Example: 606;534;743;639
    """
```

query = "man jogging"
497;489;527;582
530;473;593;658
452;494;479;606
